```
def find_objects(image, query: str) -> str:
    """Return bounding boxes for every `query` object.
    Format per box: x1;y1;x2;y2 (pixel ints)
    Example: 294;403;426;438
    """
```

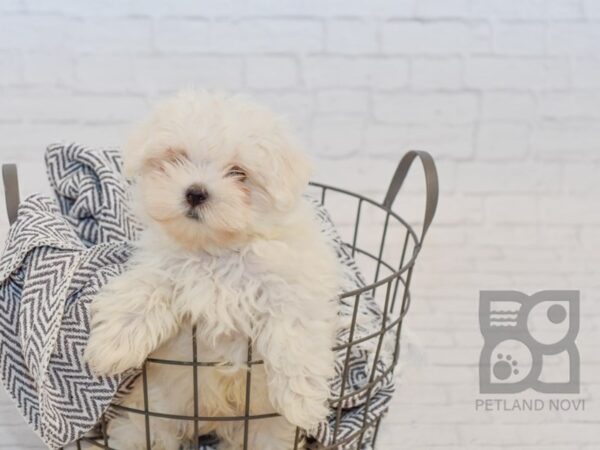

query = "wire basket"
3;150;438;450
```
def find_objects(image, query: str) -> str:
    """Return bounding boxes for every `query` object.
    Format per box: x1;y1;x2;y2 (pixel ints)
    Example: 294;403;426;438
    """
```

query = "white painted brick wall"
0;0;599;449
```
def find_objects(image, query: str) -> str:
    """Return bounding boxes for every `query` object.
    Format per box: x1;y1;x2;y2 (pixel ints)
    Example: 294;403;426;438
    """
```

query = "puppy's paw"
270;375;331;432
84;323;146;376
281;392;330;433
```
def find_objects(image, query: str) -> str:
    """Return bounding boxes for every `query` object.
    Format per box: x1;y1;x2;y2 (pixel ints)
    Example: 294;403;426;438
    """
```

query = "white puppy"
84;91;340;450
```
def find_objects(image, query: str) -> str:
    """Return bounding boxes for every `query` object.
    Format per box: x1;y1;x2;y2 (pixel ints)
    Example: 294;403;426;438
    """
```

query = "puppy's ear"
251;135;312;211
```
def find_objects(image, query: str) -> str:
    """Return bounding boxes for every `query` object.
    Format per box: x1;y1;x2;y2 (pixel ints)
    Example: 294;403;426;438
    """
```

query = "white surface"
0;0;599;448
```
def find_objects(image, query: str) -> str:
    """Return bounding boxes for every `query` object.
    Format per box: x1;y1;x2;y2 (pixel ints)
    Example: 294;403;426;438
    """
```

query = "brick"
373;92;478;124
454;330;486;348
481;93;536;121
0;90;75;122
75;55;137;93
23;0;131;15
304;56;409;89
424;225;466;245
377;424;460;446
547;0;585;19
0;0;23;12
427;347;480;366
469;0;546;19
0;122;128;159
394;383;449;405
485;195;538;224
475;123;529;160
582;226;600;246
493;23;545;55
361;122;404;154
0;54;20;85
249;92;313;137
382;21;491;54
365;123;474;159
315;90;369;114
539;226;580;247
245;56;298;89
127;0;225;16
563;163;600;193
311;116;364;158
531;121;600;161
418;366;477;384
457;162;561;193
572;58;600;88
211;19;323;53
538;92;600;120
311;157;397;196
520;424;600;445
346;0;418;17
415;0;470;18
460;424;539;446
583;0;600;17
547;23;600;55
390;402;496;425
410;57;463;89
0;91;147;123
79;95;149;123
0;15;69;51
0;421;44;447
325;19;379;54
72;18;153;53
23;52;73;86
369;58;412;89
202;0;417;17
466;57;569;89
154;18;210;53
415;330;456;348
315;0;418;17
132;55;244;93
429;194;484;225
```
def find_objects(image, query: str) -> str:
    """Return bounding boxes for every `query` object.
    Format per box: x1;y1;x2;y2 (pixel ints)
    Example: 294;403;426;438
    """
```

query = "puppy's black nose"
185;185;209;207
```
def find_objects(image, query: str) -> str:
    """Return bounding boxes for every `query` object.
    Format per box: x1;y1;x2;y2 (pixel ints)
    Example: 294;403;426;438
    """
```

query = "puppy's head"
124;90;311;250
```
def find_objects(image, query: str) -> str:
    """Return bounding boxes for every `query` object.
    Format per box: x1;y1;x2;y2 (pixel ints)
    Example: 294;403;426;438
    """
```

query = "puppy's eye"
226;165;247;181
145;148;188;173
165;148;188;164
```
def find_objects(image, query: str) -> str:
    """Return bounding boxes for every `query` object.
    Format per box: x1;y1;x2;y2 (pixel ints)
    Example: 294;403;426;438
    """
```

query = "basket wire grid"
2;150;438;450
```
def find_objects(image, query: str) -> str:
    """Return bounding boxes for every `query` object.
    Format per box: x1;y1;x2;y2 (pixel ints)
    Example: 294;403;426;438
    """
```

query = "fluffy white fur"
84;91;341;450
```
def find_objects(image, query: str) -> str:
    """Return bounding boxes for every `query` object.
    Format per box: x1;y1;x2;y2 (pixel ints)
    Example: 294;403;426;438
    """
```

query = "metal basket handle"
383;150;439;244
2;164;20;225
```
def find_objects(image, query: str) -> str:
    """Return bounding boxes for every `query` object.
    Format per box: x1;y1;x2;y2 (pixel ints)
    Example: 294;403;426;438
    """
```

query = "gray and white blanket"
0;144;394;449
